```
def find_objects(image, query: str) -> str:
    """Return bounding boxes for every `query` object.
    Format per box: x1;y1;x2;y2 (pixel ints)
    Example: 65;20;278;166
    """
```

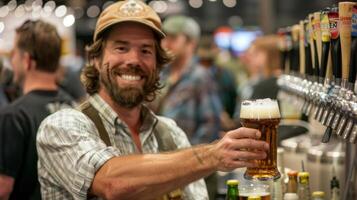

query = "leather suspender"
79;101;112;146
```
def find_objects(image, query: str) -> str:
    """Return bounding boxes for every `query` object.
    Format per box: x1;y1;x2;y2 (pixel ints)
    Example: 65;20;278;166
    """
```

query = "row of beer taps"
277;2;357;144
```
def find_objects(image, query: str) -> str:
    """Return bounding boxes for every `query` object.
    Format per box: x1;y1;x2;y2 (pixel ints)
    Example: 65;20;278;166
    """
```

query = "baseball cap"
93;0;165;42
162;15;201;40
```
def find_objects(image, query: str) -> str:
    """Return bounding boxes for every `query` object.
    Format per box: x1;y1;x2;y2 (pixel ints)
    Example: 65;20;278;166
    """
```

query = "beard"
100;62;159;109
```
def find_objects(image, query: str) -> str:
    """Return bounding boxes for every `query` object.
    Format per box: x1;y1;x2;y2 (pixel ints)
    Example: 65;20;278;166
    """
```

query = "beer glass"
240;99;281;180
239;181;271;200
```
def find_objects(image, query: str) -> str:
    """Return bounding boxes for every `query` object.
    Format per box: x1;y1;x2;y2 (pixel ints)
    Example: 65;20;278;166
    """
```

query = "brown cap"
93;0;165;42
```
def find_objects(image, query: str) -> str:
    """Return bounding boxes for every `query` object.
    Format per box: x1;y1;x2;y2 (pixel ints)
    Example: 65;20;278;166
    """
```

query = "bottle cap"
288;170;298;177
283;193;299;200
226;179;239;186
248;196;261;200
298;172;310;178
312;191;325;197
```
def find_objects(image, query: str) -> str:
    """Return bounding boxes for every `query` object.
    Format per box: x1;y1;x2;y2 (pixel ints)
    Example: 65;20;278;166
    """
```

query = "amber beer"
240;99;281;180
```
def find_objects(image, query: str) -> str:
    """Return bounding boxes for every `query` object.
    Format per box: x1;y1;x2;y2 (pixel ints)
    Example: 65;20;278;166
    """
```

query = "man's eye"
115;46;127;52
142;49;153;54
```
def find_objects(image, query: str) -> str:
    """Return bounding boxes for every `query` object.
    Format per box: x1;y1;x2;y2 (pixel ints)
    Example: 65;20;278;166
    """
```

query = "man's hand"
210;127;269;172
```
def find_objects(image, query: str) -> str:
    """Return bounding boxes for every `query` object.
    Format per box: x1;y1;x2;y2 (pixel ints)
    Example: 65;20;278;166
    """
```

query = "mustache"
111;65;147;77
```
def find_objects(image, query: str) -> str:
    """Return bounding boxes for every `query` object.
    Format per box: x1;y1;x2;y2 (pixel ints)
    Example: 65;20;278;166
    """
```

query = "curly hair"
81;29;172;102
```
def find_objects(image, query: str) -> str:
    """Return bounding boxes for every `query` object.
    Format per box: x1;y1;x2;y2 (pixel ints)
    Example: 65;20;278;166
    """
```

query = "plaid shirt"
154;60;222;145
36;94;208;199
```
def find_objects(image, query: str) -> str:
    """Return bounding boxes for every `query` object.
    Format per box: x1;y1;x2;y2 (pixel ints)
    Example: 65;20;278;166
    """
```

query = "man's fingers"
228;127;261;139
231;160;258;169
232;138;269;151
234;150;267;160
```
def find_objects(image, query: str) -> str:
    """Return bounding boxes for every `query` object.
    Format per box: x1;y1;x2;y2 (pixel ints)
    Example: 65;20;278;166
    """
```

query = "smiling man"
36;0;269;199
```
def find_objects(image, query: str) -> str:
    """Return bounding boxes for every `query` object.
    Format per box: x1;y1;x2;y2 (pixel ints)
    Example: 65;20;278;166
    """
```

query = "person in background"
248;35;282;100
234;35;282;123
197;35;239;132
196;35;239;199
0;19;75;200
152;15;222;145
36;1;269;199
238;35;281;101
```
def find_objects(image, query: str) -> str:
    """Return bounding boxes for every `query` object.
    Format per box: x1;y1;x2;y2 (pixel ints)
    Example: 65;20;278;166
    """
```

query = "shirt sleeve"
0;110;25;178
157;117;209;200
36;109;120;199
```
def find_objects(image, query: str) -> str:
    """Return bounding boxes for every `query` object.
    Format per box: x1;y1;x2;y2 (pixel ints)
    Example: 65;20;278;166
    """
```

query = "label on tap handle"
328;11;339;39
321;13;331;42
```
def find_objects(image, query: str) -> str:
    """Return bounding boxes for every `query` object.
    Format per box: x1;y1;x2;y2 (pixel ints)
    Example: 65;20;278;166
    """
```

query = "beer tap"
321;6;342;132
334;2;355;138
321;6;342;143
306;12;323;116
277;28;294;103
290;24;304;108
342;4;357;141
314;9;333;122
303;14;319;115
300;18;315;113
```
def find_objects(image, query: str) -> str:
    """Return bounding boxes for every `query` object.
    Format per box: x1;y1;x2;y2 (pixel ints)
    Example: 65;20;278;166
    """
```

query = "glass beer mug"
240;99;281;180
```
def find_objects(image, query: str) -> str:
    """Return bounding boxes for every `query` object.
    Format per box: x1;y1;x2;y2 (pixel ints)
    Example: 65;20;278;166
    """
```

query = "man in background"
153;15;222;145
0;19;74;200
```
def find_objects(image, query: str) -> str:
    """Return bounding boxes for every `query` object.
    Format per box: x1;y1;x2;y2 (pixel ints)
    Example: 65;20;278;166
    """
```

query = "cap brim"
94;19;166;42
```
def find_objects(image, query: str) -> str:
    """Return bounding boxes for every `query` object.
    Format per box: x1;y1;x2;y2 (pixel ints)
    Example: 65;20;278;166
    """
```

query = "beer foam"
240;98;281;119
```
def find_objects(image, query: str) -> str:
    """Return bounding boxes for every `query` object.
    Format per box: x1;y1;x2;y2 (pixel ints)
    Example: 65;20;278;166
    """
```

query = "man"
36;1;269;199
0;20;75;199
153;15;222;145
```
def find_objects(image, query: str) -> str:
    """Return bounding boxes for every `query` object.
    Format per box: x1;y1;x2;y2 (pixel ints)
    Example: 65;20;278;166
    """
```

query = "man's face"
10;36;26;86
161;33;188;58
96;22;158;108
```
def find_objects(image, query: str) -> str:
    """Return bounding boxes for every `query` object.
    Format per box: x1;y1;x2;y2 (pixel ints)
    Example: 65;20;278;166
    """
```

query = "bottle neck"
226;185;239;200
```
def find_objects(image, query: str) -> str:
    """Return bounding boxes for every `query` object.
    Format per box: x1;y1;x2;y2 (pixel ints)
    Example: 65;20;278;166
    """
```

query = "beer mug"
240;99;281;180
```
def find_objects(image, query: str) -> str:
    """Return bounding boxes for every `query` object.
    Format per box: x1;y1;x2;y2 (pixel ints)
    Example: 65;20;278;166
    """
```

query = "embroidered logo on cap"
119;0;146;16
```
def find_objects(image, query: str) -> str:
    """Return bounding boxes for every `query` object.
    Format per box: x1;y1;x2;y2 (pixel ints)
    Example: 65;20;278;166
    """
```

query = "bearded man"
36;1;269;199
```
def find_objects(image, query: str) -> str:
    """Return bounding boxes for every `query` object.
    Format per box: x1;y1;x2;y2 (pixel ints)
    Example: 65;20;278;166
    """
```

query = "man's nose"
125;49;140;66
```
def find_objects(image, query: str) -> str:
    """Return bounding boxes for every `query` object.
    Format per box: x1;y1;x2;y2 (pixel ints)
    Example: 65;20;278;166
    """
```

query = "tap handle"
339;2;354;81
305;19;314;77
321;10;331;79
312;12;322;77
292;24;300;73
309;14;318;78
277;28;288;73
299;20;306;76
328;7;343;80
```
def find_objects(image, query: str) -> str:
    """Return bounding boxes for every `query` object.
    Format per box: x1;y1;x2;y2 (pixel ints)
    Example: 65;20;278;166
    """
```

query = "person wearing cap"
0;20;75;200
152;15;222;146
36;1;269;199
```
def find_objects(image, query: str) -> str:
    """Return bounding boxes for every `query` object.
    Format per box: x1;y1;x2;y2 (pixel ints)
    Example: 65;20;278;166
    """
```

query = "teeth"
120;74;141;81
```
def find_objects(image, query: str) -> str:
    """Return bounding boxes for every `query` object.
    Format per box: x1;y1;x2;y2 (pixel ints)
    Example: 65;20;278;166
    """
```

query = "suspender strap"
153;120;177;152
79;101;112;146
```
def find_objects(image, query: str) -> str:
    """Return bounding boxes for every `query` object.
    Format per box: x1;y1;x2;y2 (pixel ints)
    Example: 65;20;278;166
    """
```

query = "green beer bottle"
226;180;239;200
